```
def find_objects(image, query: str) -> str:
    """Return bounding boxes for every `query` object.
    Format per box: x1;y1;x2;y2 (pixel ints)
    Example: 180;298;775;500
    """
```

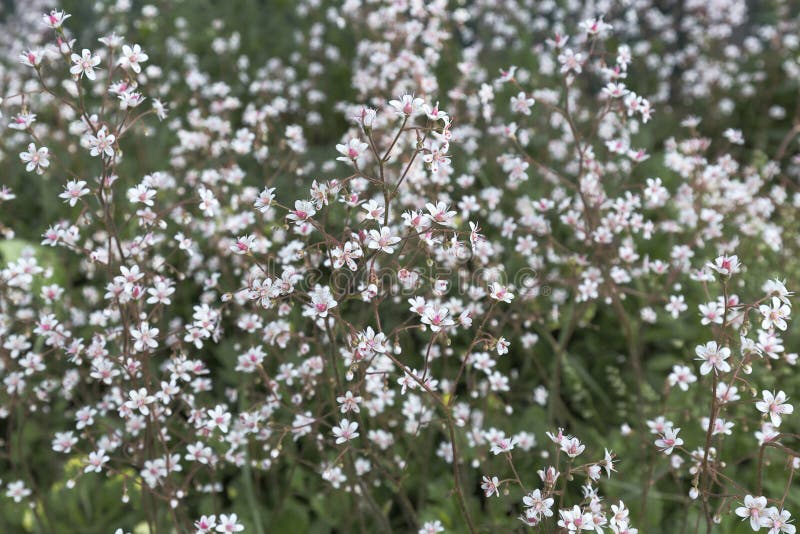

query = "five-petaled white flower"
230;235;256;255
481;475;500;498
707;254;742;276
304;285;337;319
70;49;101;80
368;226;401;254
654;427;683;454
523;489;554;519
119;43;149;73
756;390;794;427
131;321;159;352
85;449;110;473
490;282;514;303
125;388;156;416
332;419;359;444
5;480;31;503
695;341;731;375
389;94;424;116
557;48;583;74
87;126;116;159
759;297;791;331
206;405;232;434
735;495;769;531
764;508;795;534
59;180;90;207
335;137;369;164
19;143;50;175
215;513;244;533
510;91;535;115
42;9;71;28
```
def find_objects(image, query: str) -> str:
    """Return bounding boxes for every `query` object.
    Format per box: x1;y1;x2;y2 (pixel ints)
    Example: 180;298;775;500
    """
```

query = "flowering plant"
1;1;800;532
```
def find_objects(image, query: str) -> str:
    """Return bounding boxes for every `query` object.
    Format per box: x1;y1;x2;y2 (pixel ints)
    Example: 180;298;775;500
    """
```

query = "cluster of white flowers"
0;1;799;532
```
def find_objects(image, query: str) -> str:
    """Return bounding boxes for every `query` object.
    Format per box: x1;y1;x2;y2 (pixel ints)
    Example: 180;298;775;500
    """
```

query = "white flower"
367;227;401;254
418;520;445;534
19;143;50;174
707;254;742;276
421;304;454;332
5;480;31;502
254;187;276;212
560;436;585;458
523;489;554;519
557;48;583;74
735;495;769;531
489;282;514;303
667;365;696;391
59;180;90;207
131;322;159;353
52;431;78;453
230;235;256;255
425;201;457;226
42;9;71;28
19;49;44;68
70;49;101;80
335;137;369;163
665;295;688;319
119;44;149;73
481;475;500;498
127;183;156;206
695;341;731;375
84;449;110;473
286;200;317;225
764;508;795;534
389;94;424;116
206;405;231;434
490;436;518;455
510;91;535;115
215;513;244;533
87;126;116;159
332;419;359;444
654;427;683;454
755;390;794;427
759;297;791;331
698;301;724;325
579;17;613;36
763;279;793;305
303;285;337;319
125;388;156;416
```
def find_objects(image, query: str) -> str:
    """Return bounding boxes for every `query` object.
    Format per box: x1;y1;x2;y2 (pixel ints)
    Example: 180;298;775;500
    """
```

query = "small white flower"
695;341;731;375
19;143;50;174
655;427;683;454
332;419;359;444
70;49;101;80
755;390;794;427
118;44;149;73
